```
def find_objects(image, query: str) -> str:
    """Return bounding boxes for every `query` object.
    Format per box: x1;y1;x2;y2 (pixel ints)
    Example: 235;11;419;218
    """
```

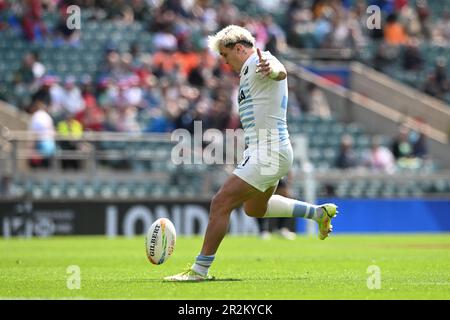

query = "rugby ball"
145;218;176;265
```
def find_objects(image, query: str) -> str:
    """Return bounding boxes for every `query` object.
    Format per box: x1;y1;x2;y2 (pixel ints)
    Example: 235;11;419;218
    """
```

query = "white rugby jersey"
238;51;290;150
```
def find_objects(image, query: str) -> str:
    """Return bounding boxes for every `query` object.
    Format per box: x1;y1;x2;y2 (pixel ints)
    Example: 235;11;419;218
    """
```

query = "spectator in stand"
60;76;85;117
144;107;175;133
0;175;12;198
243;15;269;50
402;38;424;71
100;47;125;79
76;75;105;132
216;0;239;28
372;42;395;72
152;36;179;78
21;0;48;42
369;0;395;15
305;83;331;119
0;0;9;31
116;106;141;133
325;9;360;50
117;5;135;26
363;136;396;173
347;5;369;49
434;57;450;96
204;98;230;132
140;74;162;109
398;1;422;39
53;4;80;47
391;126;414;160
129;41;145;70
16;51;46;82
313;8;333;48
32;75;65;120
96;77;117;110
13;52;45;97
423;73;441;98
424;57;450;100
335;134;360;169
395;0;409;12
173;41;201;79
285;0;312;48
384;13;409;45
27;99;56;169
433;10;450;45
122;75;144;109
130;0;153;23
31;77;51;107
56;113;83;170
103;106;120;132
415;0;432;40
262;14;287;54
412;131;428;159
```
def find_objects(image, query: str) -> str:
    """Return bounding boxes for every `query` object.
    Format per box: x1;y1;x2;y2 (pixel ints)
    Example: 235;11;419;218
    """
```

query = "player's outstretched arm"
256;48;287;81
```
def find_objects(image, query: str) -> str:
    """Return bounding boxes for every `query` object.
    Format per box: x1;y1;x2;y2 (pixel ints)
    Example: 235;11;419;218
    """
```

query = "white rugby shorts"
233;143;293;192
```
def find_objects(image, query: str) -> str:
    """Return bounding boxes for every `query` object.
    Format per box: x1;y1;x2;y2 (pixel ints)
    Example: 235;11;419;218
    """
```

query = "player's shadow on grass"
241;276;309;281
128;276;307;283
124;278;243;284
163;278;243;283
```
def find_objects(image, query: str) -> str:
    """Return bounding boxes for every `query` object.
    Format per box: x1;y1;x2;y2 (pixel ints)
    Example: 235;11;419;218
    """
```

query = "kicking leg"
264;195;338;240
244;187;338;240
200;174;261;255
164;174;261;281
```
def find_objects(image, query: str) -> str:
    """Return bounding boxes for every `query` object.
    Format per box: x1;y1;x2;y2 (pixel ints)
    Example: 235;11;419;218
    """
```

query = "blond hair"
207;25;255;53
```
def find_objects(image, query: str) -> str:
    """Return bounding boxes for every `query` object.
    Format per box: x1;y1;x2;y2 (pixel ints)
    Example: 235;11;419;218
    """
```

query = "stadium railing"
1;130;450;200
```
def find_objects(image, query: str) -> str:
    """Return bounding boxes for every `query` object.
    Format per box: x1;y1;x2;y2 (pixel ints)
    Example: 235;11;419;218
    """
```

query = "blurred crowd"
0;0;439;171
335;124;430;173
366;0;450;101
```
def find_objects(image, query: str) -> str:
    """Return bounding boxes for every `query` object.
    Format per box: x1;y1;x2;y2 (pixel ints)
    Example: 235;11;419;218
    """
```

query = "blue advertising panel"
296;199;450;233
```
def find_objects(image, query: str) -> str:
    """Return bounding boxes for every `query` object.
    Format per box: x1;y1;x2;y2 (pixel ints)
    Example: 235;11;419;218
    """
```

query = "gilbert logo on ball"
146;218;176;265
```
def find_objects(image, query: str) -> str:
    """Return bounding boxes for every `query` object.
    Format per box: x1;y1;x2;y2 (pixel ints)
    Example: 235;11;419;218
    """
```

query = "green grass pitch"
1;234;449;299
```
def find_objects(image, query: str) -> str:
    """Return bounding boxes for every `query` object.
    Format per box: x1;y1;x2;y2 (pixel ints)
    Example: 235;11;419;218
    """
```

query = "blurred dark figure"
335;134;359;169
424;57;449;100
14;51;45;82
423;73;440;98
412;131;428;159
372;42;397;72
391;126;414;160
0;176;12;197
434;57;450;96
13;52;45;97
402;39;424;71
31;75;54;108
263;14;287;55
204;99;231;132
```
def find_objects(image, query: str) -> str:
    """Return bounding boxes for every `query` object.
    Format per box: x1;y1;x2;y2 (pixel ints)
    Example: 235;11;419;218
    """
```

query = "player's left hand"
255;48;272;78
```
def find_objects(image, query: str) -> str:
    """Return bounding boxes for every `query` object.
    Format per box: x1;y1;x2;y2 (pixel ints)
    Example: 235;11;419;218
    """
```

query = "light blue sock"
293;201;324;221
192;254;215;276
263;195;323;221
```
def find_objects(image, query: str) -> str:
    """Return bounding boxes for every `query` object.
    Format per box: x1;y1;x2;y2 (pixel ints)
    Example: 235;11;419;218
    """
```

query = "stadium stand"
0;0;449;201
